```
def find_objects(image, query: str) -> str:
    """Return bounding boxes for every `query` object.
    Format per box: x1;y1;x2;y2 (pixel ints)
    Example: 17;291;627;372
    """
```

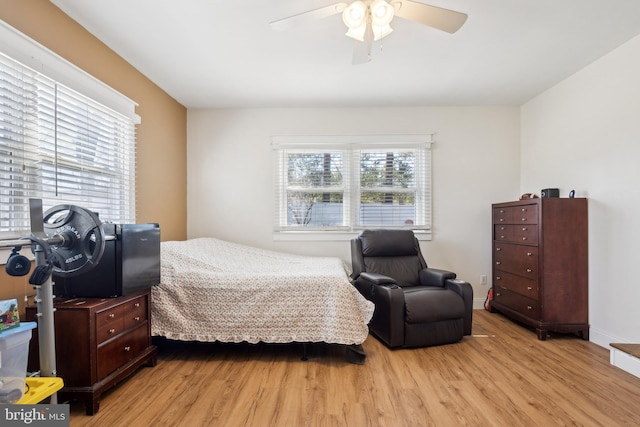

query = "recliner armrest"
354;274;405;348
419;268;457;287
445;278;474;336
358;272;397;286
353;272;398;300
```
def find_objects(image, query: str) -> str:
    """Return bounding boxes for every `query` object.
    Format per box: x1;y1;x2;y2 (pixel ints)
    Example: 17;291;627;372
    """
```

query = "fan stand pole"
32;244;58;404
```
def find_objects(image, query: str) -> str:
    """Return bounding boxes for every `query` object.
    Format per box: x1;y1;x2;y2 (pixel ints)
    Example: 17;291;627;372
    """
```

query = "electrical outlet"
480;274;488;285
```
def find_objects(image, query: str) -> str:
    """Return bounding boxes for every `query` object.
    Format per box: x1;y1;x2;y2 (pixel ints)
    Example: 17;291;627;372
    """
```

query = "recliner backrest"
357;229;427;286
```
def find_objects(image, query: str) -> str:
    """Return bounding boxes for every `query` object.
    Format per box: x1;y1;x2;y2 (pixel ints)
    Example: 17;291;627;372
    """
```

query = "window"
0;47;137;233
273;135;433;236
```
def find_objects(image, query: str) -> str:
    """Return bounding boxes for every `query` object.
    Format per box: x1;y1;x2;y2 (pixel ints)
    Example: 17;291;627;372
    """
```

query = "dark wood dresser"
26;289;157;414
490;198;589;340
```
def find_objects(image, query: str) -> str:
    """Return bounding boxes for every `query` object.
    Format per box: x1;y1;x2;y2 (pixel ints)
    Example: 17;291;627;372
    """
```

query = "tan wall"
0;0;188;241
0;266;36;318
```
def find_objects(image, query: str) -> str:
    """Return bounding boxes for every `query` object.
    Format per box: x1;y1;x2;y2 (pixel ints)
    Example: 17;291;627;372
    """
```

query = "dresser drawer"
494;224;538;244
494;270;538;299
494;243;538;280
514;204;538;224
97;323;149;380
124;295;148;329
493;287;539;318
494;224;514;242
96;305;125;344
493;207;514;224
493;204;538;225
514;224;538;244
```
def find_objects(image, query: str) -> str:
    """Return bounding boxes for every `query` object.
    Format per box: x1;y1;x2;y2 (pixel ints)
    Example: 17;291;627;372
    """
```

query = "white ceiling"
50;0;640;109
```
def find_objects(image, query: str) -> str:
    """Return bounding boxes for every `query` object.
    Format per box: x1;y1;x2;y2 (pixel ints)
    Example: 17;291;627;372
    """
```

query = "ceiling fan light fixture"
343;1;368;41
343;1;367;29
370;0;394;26
372;24;393;40
343;0;394;42
370;0;394;40
345;25;367;41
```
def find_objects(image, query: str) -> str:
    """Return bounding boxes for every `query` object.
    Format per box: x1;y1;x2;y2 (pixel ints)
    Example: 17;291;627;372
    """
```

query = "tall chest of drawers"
491;198;589;340
26;289;157;414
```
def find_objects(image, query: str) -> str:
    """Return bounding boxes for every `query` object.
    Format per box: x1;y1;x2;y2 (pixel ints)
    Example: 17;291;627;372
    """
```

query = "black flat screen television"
53;223;160;298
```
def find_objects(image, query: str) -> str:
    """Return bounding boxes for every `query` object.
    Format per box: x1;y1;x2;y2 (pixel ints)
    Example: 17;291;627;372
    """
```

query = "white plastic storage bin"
0;322;37;403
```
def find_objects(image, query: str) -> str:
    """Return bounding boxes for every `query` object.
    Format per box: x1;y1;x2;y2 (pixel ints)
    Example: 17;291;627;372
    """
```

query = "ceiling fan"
270;0;468;64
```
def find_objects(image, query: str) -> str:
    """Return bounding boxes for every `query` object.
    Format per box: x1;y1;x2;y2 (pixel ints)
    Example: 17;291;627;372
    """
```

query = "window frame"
272;134;434;241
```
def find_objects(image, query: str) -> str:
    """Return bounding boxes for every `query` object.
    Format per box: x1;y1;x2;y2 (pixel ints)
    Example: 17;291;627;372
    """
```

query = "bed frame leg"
346;344;366;365
301;343;308;361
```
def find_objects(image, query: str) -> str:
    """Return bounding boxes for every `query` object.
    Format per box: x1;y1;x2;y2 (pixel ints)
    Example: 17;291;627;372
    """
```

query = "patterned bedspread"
151;238;374;345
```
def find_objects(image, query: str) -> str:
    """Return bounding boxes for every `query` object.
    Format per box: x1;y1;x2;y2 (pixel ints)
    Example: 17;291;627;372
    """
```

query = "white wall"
521;34;640;345
187;106;520;307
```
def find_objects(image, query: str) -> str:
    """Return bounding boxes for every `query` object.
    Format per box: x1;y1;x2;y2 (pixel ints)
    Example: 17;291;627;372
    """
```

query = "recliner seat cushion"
403;287;465;324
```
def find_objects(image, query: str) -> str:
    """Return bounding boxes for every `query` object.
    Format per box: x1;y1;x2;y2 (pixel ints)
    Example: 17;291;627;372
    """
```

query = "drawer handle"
526;268;532;273
108;313;115;319
134;303;140;308
109;328;116;334
496;292;501;297
500;210;505;213
499;218;504;222
124;346;131;352
527;286;533;291
527;305;533;310
134;316;141;322
496;276;501;280
521;208;527;212
522;237;527;241
527;252;533;256
495;261;501;265
521;218;527;222
496;247;501;251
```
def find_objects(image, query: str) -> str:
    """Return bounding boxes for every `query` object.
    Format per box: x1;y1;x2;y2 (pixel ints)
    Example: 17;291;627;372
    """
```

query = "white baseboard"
610;348;640;379
567;326;640;379
589;327;615;350
473;298;487;310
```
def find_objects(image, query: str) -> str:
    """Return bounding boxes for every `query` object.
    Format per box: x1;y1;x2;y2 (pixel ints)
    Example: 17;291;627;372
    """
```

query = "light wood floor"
68;310;640;426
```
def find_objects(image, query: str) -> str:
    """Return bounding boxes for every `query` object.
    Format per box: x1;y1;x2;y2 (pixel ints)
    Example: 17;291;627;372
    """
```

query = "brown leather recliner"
350;229;473;348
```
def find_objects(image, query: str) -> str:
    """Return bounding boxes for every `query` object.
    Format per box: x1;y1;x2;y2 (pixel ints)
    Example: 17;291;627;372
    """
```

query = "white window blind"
0;51;137;233
281;150;347;228
357;148;429;227
273;135;433;235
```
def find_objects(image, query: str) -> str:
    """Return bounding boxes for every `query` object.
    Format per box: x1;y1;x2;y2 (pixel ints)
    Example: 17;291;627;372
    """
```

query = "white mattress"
151;237;374;345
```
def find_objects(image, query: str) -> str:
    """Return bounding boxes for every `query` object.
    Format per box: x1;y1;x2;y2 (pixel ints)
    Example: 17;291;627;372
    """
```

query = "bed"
151;237;375;362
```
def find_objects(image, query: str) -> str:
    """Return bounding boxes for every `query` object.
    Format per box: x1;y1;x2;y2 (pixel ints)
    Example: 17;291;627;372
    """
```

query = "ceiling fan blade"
270;2;348;32
394;0;468;33
352;20;374;65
